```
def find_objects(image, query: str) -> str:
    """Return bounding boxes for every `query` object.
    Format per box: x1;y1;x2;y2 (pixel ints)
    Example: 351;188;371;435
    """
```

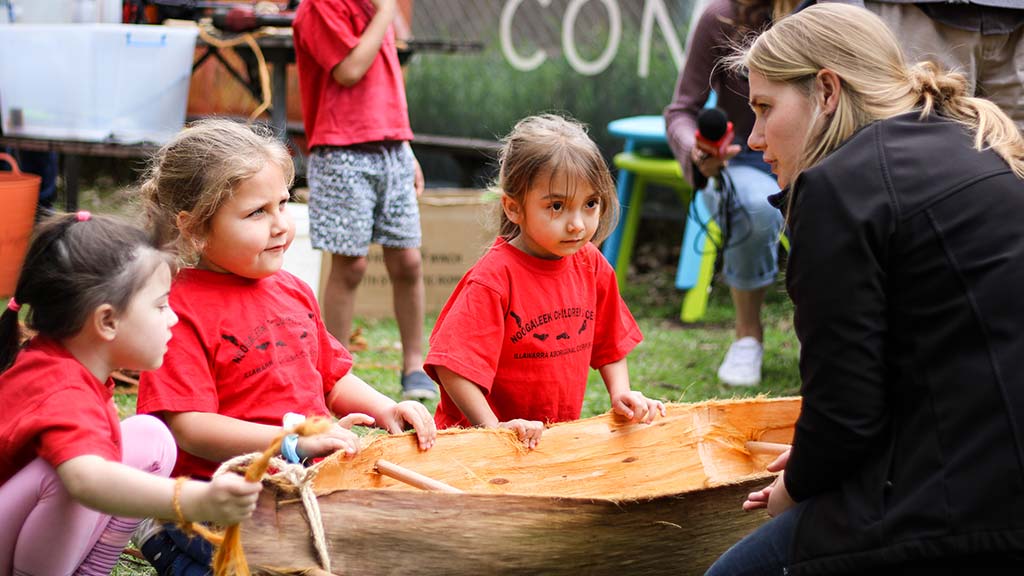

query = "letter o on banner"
562;0;621;76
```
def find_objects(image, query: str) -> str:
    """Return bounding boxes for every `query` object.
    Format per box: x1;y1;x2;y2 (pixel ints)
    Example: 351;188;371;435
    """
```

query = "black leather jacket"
781;112;1024;574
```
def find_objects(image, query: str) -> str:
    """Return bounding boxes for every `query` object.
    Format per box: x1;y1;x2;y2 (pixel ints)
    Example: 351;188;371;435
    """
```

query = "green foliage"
405;25;684;153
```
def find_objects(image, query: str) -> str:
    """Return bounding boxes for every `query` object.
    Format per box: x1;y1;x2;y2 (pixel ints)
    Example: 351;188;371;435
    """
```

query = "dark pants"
704;503;802;576
140;523;213;576
705;499;1024;576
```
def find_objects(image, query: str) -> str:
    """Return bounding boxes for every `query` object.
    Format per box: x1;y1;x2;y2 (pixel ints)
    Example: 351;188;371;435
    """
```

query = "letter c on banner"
563;0;621;76
501;0;552;72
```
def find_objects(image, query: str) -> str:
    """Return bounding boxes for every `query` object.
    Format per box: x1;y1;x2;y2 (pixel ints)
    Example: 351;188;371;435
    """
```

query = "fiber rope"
175;418;334;576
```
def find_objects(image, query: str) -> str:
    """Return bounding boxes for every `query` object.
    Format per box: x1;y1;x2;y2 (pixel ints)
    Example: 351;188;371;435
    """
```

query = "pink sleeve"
424;281;506;393
590;251;643;368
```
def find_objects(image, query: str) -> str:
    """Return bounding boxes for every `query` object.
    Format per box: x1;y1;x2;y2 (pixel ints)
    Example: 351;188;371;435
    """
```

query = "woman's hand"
692;142;742;179
610;390;666;424
499;419;545;450
296;422;362;460
377;400;437;450
766;470;796;517
743;449;793;515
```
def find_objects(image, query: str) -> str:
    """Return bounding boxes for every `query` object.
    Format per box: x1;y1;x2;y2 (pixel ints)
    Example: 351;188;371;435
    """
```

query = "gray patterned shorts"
307;142;421;256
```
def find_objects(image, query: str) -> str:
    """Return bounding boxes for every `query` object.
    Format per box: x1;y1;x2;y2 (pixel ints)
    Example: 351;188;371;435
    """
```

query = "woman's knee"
121;415;176;477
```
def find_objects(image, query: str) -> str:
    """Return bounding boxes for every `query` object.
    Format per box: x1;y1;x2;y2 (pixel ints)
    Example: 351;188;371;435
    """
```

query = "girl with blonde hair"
706;4;1024;575
134;118;436;573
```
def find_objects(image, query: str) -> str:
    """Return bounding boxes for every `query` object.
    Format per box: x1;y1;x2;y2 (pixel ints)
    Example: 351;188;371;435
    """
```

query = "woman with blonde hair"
706;3;1024;575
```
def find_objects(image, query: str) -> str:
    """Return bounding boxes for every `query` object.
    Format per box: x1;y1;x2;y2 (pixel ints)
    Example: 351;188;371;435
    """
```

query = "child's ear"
176;211;195;240
501;196;523;225
176;210;205;254
90;304;119;342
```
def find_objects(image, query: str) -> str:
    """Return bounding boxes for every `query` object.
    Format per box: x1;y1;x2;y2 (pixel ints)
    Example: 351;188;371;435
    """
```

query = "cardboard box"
318;189;499;319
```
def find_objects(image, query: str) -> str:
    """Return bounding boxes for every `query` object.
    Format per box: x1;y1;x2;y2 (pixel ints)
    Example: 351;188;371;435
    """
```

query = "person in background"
0;212;258;576
293;0;437;400
664;0;793;387
705;4;1024;574
800;0;1023;132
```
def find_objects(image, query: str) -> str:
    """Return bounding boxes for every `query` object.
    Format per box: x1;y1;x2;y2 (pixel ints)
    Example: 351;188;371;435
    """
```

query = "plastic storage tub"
0;24;198;144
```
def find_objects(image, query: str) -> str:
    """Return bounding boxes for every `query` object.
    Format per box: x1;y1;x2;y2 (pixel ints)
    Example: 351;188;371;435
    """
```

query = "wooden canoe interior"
311;397;799;501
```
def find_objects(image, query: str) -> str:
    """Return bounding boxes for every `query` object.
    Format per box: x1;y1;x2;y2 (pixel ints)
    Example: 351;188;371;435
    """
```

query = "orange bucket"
0;153;40;298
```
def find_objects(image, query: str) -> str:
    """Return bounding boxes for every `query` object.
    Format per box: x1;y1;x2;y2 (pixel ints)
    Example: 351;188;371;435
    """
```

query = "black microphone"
696;108;735;157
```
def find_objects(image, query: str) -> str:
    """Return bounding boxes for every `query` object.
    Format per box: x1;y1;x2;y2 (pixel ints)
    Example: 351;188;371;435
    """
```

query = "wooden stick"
745;441;790;457
374;459;463;493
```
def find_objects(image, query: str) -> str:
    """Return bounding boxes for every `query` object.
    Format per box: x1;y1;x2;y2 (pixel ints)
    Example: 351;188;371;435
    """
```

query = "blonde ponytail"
909;62;1024;179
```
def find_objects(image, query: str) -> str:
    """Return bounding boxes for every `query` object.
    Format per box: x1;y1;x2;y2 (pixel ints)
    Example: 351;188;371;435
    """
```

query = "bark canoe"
241;397;800;575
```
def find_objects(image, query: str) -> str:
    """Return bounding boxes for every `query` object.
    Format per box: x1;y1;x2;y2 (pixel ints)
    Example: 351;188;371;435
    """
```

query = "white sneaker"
717;337;763;387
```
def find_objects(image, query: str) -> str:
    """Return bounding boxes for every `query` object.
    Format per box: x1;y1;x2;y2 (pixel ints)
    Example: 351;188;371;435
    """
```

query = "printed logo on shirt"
508;307;594;345
219;313;316;379
507;307;595;361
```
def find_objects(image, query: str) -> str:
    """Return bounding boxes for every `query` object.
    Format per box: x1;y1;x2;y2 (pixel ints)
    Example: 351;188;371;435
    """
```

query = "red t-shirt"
293;0;414;148
425;239;643;429
137;269;353;479
0;337;121;486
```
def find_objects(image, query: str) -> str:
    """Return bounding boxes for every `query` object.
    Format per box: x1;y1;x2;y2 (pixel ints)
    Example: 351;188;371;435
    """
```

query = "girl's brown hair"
0;213;172;372
140;118;294;262
497;114;618;244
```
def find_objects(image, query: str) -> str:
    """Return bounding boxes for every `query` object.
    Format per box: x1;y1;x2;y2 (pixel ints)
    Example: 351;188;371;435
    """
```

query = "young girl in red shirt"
425;114;666;449
0;212;259;576
134;118;436;573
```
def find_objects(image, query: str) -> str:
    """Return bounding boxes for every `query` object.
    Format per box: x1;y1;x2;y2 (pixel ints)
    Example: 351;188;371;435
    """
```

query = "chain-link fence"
404;0;702;152
411;0;697;73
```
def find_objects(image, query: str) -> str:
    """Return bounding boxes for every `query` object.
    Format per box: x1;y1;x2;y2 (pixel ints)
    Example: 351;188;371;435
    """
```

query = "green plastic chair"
611;151;730;324
611;151;770;324
610;152;693;286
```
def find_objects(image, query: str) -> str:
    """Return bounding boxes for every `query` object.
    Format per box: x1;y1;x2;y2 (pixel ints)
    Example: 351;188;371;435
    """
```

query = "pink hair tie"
7;298;20;313
75;210;91;222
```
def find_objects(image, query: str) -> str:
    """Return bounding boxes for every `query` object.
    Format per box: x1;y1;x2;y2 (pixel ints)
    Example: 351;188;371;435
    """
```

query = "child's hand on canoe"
499;419;545;450
610;391;666;424
379;400;437;451
298;422;363;460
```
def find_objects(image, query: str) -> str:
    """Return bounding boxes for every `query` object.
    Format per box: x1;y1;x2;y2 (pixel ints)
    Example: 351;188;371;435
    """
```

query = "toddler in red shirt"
0;213;259;576
425;114;666;449
134;118;437;573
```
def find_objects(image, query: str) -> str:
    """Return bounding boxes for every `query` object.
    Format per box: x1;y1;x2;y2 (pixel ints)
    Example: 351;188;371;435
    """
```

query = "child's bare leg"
383;246;424;373
323;253;368;345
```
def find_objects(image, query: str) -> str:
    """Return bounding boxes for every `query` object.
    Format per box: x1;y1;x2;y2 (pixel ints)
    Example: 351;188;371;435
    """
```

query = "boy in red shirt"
294;0;436;400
